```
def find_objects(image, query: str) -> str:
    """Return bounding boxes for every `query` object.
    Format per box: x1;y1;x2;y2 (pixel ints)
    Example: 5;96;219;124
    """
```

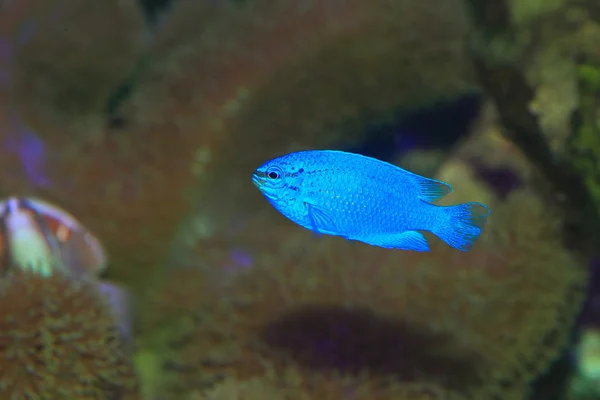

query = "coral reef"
0;0;481;287
0;0;596;399
464;0;600;252
122;0;479;250
568;328;600;399
139;183;587;399
0;269;140;399
0;0;162;286
569;52;600;214
1;0;146;135
128;0;476;134
0;194;134;341
507;0;569;26
193;373;447;400
517;3;600;157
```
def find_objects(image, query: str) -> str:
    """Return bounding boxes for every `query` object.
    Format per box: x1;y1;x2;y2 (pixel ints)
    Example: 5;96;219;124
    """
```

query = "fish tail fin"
432;202;491;252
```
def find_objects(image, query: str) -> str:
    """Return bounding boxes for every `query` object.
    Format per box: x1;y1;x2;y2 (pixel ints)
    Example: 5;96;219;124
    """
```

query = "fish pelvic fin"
305;202;336;236
411;174;453;203
432;202;491;252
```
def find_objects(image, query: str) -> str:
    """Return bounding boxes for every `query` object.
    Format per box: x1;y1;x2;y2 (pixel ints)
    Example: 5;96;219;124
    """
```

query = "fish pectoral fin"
305;202;336;235
365;230;430;251
410;174;453;203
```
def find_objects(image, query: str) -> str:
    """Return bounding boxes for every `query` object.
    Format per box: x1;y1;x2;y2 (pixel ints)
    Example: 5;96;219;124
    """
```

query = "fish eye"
266;167;282;180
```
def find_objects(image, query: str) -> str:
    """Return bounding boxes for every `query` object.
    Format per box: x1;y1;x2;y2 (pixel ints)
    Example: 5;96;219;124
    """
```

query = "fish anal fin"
364;230;430;251
412;175;453;203
305;202;336;235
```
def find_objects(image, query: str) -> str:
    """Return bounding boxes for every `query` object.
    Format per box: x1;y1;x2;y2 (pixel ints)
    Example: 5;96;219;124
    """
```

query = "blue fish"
252;150;490;252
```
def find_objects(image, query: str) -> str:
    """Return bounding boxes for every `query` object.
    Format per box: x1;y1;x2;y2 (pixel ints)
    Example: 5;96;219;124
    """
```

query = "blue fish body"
252;150;490;252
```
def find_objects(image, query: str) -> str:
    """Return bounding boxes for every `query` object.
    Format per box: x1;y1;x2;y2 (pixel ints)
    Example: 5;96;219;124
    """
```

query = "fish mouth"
252;173;266;188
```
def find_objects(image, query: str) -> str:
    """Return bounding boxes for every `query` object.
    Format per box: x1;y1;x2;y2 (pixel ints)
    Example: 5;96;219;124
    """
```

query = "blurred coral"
457;103;533;175
467;0;592;157
122;0;479;243
128;0;476;135
0;269;140;399
520;4;600;156
569;328;600;399
1;0;146;135
474;0;592;157
192;373;448;400
507;0;569;26
192;375;299;400
569;50;600;215
0;0;594;399
465;0;600;252
134;350;163;400
0;9;187;286
0;0;168;286
0;0;481;287
139;183;587;399
97;280;133;340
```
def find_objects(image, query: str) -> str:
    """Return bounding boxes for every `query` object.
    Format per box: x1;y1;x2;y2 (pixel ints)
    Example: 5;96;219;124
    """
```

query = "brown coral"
2;0;145;136
0;0;479;288
0;1;166;286
123;0;478;239
0;269;140;399
140;184;586;399
0;119;202;286
130;0;475;131
193;373;448;400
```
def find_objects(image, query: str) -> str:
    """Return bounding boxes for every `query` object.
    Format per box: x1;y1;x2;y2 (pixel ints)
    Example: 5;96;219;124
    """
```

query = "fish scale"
302;159;429;235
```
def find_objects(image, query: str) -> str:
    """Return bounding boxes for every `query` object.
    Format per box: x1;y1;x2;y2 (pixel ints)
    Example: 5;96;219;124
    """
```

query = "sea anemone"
0;269;140;399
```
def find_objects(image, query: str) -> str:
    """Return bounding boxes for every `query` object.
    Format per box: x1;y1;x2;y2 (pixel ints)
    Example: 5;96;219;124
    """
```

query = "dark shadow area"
576;257;600;328
530;259;596;398
345;94;483;163
469;161;524;199
139;0;175;25
343;94;529;200
529;349;572;400
260;304;483;390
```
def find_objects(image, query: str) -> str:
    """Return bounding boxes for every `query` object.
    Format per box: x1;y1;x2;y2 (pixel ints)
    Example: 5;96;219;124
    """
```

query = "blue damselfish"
252;150;490;252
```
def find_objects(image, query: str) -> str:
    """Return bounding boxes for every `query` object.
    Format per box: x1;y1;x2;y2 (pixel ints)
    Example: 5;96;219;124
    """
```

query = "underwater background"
1;0;600;399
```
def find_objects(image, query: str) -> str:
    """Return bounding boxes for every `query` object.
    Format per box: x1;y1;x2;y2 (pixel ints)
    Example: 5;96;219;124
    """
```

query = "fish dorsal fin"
305;202;336;235
410;174;453;203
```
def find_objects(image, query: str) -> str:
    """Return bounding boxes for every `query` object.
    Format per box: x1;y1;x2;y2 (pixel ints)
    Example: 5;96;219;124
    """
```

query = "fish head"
252;154;306;209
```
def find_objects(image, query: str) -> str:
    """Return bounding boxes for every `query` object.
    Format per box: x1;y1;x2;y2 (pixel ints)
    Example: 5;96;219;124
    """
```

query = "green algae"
569;60;600;206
